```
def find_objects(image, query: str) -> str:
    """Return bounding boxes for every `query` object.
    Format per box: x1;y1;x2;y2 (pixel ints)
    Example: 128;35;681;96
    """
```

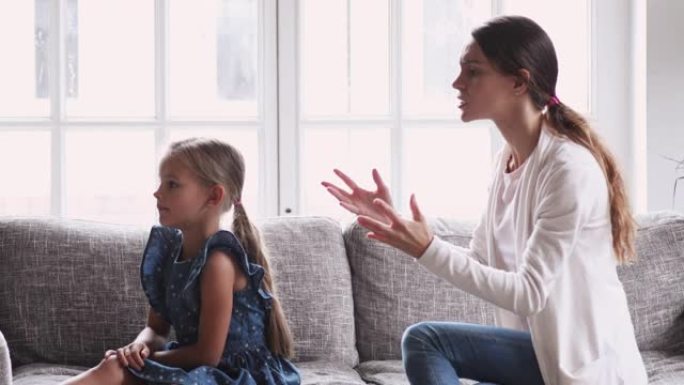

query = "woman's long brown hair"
473;16;636;263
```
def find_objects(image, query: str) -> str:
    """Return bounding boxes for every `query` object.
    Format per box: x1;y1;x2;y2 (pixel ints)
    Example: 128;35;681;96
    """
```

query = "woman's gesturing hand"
322;168;394;225
104;341;150;371
358;194;433;259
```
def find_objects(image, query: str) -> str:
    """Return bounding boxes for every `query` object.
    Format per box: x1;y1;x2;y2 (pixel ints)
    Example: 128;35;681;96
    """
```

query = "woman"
322;16;647;385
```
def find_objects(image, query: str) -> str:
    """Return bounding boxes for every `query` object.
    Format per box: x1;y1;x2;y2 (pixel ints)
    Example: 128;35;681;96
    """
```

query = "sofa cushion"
12;362;367;385
0;216;358;368
12;364;84;385
258;216;358;367
641;350;684;385
356;360;477;385
618;213;684;350
344;218;495;362
296;361;367;385
345;212;684;362
0;218;149;368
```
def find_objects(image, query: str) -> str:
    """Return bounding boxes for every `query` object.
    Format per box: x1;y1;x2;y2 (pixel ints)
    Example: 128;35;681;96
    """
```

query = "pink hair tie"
233;198;242;207
548;95;561;107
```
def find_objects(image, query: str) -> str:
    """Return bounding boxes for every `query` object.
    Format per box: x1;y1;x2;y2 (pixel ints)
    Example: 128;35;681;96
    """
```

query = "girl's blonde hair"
163;137;295;358
473;16;636;263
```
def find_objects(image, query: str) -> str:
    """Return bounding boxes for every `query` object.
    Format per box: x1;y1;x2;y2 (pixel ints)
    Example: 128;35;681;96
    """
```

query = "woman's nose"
452;73;464;91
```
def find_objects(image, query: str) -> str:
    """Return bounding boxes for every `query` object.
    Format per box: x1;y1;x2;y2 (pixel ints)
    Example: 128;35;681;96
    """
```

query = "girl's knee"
94;356;125;378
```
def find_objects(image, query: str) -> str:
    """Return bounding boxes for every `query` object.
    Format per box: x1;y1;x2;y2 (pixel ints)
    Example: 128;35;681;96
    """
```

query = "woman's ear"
513;68;531;95
207;184;226;207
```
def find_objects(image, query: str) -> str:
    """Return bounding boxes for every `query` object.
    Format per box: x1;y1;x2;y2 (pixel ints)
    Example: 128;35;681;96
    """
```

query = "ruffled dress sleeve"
184;230;273;310
139;225;183;324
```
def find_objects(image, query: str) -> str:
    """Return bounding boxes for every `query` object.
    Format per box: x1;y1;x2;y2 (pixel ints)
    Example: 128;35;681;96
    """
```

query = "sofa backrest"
0;218;148;368
344;218;496;362
619;213;684;351
258;216;358;366
0;217;358;368
344;212;684;361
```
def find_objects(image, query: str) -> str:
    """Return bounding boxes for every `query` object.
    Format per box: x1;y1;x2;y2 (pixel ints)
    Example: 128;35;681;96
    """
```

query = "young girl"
62;138;300;385
323;16;647;385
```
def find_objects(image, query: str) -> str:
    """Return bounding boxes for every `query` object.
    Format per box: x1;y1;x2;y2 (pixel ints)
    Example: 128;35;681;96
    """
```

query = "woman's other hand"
357;193;433;258
322;168;394;225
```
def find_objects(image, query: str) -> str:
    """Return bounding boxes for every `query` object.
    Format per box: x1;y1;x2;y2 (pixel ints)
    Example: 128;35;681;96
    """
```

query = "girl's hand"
322;168;394;225
357;193;434;258
105;342;150;371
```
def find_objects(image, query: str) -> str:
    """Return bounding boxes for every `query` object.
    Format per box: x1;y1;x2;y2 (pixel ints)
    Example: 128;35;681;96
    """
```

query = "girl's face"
153;157;212;229
452;41;518;123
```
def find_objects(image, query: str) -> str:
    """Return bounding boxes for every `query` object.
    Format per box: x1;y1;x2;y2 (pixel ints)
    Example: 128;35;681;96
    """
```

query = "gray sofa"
1;213;684;385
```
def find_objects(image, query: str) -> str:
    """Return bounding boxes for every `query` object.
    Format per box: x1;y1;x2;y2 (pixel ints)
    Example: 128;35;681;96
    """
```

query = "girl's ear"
207;184;226;207
513;68;531;95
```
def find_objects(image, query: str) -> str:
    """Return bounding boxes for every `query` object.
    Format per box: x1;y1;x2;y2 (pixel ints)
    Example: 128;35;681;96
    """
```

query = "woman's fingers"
409;194;425;222
356;197;433;258
372;169;389;193
323;184;352;204
339;201;360;215
333;169;359;190
373;198;403;226
357;214;389;235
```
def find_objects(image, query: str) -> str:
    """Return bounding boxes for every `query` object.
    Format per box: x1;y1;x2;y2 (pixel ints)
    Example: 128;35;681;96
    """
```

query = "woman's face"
452;41;518;123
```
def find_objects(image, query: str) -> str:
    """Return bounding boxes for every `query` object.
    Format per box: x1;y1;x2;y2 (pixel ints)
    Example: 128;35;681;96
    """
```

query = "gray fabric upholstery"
11;362;367;385
296;361;366;385
618;214;684;350
12;364;85;385
0;216;358;370
344;218;495;362
0;218;149;368
346;213;684;365
3;213;684;384
641;350;684;384
257;216;358;367
356;360;477;385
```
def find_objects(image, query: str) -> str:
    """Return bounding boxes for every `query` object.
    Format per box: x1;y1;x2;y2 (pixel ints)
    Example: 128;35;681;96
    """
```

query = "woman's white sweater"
417;125;647;385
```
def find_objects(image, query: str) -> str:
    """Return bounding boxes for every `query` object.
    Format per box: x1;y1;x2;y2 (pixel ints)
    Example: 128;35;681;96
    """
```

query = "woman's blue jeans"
402;322;545;385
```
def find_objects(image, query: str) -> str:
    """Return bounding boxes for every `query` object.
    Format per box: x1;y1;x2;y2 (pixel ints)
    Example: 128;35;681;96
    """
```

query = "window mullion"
390;0;404;212
261;0;279;217
50;0;67;217
154;0;169;165
493;0;503;16
277;0;299;216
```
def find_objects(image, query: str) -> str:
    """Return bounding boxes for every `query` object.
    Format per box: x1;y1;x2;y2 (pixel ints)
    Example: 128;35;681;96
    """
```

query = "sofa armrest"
0;331;10;385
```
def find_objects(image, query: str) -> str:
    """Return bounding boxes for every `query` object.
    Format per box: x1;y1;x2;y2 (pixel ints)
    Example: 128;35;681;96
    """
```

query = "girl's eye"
167;181;179;189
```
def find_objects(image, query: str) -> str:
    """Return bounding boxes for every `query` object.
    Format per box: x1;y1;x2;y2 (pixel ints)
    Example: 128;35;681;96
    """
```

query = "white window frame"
2;0;642;220
0;0;280;220
276;0;608;217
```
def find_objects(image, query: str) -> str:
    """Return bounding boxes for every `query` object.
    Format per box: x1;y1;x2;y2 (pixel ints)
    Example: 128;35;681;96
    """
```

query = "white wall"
592;0;647;213
648;0;684;212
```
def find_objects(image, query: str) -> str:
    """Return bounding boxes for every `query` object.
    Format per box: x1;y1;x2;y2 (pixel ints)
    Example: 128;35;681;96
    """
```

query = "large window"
0;0;271;225
290;0;591;222
0;0;591;225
